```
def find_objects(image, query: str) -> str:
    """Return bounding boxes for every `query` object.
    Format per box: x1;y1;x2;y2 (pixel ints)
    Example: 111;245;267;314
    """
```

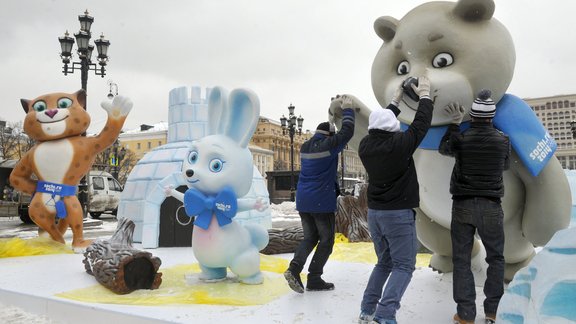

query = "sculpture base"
0;245;487;323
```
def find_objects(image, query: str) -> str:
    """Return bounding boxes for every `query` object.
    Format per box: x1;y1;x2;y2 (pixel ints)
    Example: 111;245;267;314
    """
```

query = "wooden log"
335;184;371;242
82;218;162;294
261;225;303;255
262;185;371;255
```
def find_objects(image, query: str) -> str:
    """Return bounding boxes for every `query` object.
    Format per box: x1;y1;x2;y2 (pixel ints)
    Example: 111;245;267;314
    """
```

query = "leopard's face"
22;90;90;140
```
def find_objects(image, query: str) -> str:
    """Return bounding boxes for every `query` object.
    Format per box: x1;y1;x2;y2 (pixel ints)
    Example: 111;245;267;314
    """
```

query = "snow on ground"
0;203;299;323
0;303;58;324
270;201;300;220
0;201;556;324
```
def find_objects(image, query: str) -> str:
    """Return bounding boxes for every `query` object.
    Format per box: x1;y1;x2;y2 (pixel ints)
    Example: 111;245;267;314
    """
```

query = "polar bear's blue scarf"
400;94;556;176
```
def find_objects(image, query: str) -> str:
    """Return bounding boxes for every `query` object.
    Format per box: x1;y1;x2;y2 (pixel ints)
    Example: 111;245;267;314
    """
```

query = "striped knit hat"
470;89;496;118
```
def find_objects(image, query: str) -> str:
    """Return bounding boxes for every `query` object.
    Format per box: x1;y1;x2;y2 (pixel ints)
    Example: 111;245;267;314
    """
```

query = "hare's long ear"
207;86;229;135
223;89;260;148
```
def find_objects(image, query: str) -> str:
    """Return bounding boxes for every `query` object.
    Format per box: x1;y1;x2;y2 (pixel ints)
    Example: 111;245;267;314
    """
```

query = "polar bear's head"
371;0;515;126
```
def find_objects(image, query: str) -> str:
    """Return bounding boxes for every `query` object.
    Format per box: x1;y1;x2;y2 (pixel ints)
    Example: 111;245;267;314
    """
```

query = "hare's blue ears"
207;87;260;148
208;86;229;135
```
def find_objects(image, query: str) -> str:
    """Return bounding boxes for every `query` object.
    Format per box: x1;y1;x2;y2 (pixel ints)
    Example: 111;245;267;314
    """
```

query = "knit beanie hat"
470;89;496;118
316;122;335;135
368;108;401;132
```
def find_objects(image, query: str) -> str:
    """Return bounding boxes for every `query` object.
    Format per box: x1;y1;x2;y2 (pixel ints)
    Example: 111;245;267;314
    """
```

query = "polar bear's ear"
207;86;229;135
453;0;495;22
374;16;398;42
223;89;260;148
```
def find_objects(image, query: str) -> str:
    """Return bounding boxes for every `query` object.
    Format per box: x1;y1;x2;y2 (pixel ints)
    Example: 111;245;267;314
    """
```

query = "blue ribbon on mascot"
35;181;77;219
183;186;238;230
401;94;556;176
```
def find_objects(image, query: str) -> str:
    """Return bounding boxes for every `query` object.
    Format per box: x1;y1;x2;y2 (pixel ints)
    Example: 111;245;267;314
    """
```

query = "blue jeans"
451;197;505;321
361;209;417;320
289;212;335;278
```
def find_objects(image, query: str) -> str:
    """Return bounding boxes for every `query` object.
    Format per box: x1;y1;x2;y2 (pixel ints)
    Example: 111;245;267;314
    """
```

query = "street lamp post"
58;10;111;218
58;10;111;101
109;139;126;181
107;80;119;99
280;104;304;202
105;80;124;181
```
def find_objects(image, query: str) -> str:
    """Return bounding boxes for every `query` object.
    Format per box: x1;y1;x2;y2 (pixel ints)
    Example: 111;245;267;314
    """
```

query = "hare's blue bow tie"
183;187;237;230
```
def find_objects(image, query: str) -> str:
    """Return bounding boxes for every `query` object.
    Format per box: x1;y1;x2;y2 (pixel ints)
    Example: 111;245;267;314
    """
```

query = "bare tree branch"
0;121;34;160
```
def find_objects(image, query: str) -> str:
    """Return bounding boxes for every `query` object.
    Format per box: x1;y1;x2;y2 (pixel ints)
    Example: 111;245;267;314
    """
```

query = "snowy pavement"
0;203;492;324
0;247;491;324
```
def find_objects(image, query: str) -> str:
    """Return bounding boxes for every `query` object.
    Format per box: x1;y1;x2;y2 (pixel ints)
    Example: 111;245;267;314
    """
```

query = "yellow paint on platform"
332;233;432;268
56;236;431;306
0;237;72;258
57;254;291;306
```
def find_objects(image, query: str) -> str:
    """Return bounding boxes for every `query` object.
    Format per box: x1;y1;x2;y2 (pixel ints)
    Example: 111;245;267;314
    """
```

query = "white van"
88;170;123;219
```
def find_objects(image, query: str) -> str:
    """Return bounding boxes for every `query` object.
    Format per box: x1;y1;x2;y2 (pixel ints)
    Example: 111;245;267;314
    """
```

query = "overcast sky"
1;0;575;134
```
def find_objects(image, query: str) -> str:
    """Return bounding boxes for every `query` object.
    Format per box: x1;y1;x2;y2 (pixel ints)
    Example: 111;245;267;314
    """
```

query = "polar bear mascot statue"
330;0;571;280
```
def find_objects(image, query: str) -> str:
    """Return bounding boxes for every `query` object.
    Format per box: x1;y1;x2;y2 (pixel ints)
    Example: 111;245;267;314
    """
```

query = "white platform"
0;245;491;324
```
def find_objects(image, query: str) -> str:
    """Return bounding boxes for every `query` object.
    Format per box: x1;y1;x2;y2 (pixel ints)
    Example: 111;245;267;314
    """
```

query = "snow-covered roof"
122;121;169;135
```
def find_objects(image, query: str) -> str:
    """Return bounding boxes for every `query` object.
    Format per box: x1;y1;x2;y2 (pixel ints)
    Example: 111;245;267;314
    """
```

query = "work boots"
453;314;474;324
283;269;304;293
306;277;335;291
485;313;496;324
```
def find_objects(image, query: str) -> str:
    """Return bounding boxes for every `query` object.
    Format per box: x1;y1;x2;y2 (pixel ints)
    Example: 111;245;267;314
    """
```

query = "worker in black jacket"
438;89;510;324
357;76;433;324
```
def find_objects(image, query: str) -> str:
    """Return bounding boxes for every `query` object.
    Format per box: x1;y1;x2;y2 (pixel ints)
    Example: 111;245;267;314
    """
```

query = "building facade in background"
248;144;274;179
339;145;366;184
250;117;311;173
120;123;168;160
250;117;367;188
525;94;576;169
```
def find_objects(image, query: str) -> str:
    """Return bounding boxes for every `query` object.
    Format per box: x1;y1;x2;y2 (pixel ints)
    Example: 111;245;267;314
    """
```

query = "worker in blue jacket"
284;95;355;293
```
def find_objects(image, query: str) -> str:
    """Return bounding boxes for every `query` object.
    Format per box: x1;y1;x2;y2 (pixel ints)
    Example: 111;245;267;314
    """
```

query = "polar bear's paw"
504;251;535;282
429;253;453;273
